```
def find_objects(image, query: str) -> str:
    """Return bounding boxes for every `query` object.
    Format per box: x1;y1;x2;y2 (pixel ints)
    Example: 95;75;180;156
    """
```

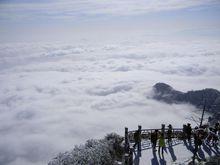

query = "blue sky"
0;0;220;42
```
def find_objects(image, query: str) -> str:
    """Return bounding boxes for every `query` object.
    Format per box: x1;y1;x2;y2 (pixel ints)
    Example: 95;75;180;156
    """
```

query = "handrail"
129;128;184;133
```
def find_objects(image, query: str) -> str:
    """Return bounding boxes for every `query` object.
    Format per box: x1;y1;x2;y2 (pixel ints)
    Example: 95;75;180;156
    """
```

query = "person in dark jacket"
212;133;219;146
183;124;187;139
193;131;203;162
167;124;173;145
214;122;219;134
151;129;158;152
207;127;219;146
206;127;213;146
133;130;139;149
161;124;165;134
186;123;192;142
197;134;203;148
193;132;199;162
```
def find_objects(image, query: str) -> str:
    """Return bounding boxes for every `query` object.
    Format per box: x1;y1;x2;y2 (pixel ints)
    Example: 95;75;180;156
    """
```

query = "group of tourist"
150;124;173;155
192;123;220;160
132;122;220;157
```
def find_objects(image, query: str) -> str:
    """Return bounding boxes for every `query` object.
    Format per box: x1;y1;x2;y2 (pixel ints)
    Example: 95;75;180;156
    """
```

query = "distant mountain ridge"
152;82;220;113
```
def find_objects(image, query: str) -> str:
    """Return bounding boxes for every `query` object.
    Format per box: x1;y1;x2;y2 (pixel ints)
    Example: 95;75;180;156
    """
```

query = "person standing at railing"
167;124;173;145
206;127;219;146
161;124;165;134
133;130;139;149
151;129;158;152
158;133;165;155
192;131;203;162
183;124;187;139
186;123;192;143
214;122;220;134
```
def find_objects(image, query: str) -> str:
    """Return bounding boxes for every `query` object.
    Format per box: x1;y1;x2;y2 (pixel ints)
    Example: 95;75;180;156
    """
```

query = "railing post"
124;127;130;165
138;125;142;152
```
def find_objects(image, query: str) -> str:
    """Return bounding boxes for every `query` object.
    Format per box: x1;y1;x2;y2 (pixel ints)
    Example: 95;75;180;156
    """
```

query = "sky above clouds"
0;0;220;42
0;1;220;165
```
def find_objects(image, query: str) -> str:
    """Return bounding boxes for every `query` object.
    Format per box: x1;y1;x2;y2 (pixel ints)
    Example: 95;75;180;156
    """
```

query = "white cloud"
0;39;220;164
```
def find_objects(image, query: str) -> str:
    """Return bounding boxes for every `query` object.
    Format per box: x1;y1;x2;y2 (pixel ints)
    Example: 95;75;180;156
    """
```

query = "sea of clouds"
0;39;220;165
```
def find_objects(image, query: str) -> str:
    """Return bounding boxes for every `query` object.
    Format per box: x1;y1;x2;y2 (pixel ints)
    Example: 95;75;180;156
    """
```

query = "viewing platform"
123;125;220;165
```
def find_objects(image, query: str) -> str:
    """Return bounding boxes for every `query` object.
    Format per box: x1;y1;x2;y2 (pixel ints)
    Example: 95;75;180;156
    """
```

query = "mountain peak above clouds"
152;82;220;113
153;82;173;94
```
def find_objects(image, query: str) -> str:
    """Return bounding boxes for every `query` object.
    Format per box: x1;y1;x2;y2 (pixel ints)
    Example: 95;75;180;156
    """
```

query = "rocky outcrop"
153;82;220;113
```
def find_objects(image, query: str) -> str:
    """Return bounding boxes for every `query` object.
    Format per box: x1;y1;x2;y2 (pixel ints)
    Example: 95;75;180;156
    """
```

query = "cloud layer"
0;39;220;165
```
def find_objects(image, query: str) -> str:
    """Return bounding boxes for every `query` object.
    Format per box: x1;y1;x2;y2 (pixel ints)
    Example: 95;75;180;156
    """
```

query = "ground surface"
132;139;220;165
